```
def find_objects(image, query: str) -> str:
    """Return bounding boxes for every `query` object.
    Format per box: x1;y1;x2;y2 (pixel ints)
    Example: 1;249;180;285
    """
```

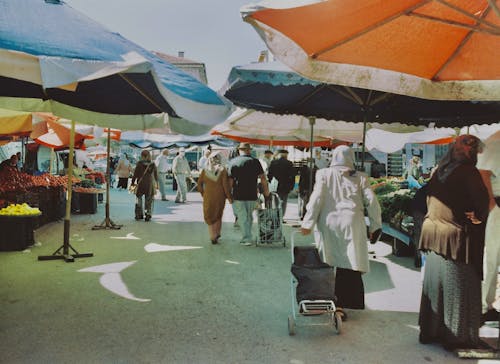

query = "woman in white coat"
301;145;382;317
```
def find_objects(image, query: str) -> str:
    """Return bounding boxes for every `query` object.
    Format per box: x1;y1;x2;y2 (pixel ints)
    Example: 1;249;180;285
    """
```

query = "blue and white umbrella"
0;0;232;134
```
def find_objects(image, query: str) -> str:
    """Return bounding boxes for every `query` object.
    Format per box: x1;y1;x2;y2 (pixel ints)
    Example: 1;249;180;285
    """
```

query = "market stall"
371;177;420;265
0;166;71;250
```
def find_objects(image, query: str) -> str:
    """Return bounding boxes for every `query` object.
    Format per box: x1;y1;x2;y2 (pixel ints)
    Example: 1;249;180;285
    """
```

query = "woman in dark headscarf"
418;134;489;351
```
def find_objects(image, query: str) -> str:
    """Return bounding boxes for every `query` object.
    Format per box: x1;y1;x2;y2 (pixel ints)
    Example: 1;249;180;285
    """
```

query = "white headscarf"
330;145;355;171
204;152;224;181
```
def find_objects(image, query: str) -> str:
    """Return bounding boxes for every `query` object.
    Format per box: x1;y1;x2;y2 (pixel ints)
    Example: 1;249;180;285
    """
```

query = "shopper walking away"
116;154;132;190
314;148;329;169
268;149;295;219
172;147;191;203
197;152;232;244
109;156;118;188
259;149;274;175
298;159;318;220
300;145;382;320
477;131;500;323
418;135;489;351
197;148;211;171
228;142;270;246
155;149;170;201
131;150;159;221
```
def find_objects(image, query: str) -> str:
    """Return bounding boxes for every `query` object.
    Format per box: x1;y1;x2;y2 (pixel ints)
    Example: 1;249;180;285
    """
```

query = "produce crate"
0;214;39;251
75;192;97;214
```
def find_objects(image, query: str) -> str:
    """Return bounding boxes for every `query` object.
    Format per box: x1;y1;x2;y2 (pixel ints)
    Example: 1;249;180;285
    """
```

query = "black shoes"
481;309;499;324
145;215;151;222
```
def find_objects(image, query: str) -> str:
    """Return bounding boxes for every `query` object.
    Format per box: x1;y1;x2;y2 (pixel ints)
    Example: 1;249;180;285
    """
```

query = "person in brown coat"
197;152;232;244
418;134;489;351
131;150;159;222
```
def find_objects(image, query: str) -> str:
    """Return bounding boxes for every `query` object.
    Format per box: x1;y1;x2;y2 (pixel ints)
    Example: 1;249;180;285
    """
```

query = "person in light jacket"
478;131;500;323
172;147;192;203
115;154;132;190
301;145;382;319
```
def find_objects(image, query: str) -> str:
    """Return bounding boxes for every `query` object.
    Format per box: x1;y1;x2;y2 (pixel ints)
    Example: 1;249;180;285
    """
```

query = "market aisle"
0;188;491;363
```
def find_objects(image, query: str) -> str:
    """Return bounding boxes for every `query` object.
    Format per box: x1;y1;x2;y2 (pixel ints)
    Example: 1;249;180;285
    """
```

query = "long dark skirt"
335;268;365;309
419;251;481;349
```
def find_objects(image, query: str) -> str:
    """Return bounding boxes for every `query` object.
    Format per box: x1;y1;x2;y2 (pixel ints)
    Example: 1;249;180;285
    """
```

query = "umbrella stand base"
92;217;123;230
38;243;93;263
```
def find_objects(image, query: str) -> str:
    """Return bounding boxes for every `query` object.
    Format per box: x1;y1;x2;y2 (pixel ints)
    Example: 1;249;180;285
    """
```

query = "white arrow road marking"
78;261;150;302
144;243;203;253
110;232;141;240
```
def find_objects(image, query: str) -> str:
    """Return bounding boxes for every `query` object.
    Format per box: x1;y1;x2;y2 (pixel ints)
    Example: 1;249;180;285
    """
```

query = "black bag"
291;246;336;303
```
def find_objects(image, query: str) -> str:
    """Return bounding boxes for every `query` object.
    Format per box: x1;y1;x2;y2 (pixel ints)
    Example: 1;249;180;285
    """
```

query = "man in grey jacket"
172;147;191;203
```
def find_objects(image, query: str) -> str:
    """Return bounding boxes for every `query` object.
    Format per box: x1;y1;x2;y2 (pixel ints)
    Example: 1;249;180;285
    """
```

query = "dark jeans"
135;192;154;218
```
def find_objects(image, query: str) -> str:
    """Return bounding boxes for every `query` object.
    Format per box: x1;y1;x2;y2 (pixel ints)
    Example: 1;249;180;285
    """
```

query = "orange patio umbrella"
30;114;92;150
242;0;500;100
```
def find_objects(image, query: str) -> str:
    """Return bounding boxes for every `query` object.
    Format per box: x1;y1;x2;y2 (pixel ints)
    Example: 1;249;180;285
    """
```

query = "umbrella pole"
360;114;368;171
93;128;122;230
38;120;93;262
49;148;54;174
308;117;315;197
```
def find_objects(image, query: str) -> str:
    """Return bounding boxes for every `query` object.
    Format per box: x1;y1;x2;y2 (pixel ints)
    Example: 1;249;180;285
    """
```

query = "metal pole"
39;120;93;262
63;120;76;256
105;129;111;219
361;114;368;171
92;128;122;230
308;117;315;196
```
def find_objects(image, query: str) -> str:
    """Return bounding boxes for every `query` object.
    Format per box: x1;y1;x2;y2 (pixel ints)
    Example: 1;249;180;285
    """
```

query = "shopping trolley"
288;231;342;335
256;192;286;247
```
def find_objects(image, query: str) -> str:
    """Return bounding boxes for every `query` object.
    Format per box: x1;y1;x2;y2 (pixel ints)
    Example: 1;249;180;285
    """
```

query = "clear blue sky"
65;0;267;90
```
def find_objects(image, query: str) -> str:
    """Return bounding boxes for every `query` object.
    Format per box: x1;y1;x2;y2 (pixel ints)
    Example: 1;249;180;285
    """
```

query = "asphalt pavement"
0;187;498;364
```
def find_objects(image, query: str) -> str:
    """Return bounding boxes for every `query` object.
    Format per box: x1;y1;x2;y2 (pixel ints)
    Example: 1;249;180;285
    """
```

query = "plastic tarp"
0;0;232;134
119;131;233;149
366;128;456;153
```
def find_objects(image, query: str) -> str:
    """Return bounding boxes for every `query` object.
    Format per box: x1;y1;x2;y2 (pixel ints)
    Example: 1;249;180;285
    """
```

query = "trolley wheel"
333;311;343;334
288;315;296;336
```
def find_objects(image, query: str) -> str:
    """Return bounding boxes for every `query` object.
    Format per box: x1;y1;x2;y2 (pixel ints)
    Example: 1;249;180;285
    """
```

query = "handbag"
128;164;151;194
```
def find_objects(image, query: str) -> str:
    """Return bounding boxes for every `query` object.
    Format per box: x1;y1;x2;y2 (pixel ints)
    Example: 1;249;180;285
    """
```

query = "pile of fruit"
0;203;41;216
0;167;79;193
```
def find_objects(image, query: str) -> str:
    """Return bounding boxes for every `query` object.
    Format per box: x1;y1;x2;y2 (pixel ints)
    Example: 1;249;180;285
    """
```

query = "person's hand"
465;211;482;224
369;228;382;244
300;227;311;235
156;184;159;190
